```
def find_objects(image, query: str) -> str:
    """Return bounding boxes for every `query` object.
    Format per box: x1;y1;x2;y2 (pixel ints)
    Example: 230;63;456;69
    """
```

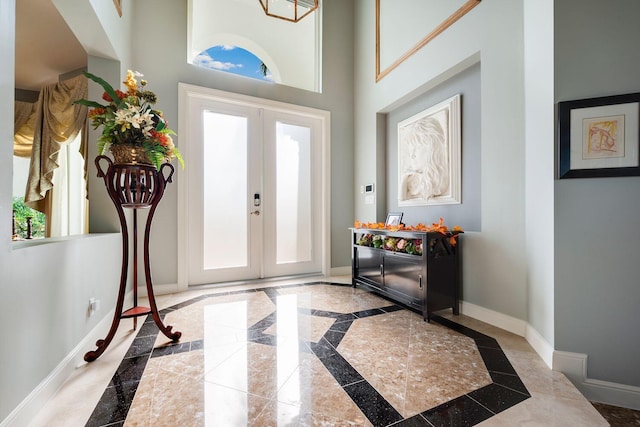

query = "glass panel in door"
188;104;262;285
263;113;322;277
202;111;249;269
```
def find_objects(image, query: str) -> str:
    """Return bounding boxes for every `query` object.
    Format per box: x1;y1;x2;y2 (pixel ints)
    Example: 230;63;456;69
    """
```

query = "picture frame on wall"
397;94;461;206
558;92;640;179
385;212;403;226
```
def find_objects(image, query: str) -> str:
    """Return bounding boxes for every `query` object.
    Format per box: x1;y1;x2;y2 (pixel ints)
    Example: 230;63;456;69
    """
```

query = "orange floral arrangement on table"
354;217;463;246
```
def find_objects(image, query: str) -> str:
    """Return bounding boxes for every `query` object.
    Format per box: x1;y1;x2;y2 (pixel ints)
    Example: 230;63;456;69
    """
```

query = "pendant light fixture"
259;0;319;23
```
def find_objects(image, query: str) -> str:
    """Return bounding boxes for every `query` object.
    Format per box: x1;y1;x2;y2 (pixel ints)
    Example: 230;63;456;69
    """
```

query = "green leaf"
155;118;166;132
173;147;185;169
83;71;123;108
73;99;106;109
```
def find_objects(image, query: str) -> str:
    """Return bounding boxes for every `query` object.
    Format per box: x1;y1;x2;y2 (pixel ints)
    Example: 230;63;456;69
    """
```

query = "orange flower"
88;107;106;117
123;70;139;95
102;89;128;102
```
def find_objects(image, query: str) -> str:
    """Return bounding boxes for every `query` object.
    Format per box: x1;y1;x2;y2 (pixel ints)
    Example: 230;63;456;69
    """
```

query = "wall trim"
460;301;553;367
0;304;121;427
460;300;527;336
553;351;640;410
525;323;554;368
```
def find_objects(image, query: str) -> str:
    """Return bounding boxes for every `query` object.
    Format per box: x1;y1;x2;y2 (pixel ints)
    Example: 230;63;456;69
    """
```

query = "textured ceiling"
15;0;87;91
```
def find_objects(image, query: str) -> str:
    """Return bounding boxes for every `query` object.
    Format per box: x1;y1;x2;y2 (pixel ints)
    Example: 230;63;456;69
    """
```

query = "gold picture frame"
375;0;481;82
113;0;122;17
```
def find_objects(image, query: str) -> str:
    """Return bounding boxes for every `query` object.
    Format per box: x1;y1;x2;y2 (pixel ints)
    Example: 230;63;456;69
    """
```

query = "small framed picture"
385;212;403;226
558;92;640;178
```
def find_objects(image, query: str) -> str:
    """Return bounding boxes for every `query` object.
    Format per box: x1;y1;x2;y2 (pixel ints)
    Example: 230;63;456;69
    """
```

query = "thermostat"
364;184;375;193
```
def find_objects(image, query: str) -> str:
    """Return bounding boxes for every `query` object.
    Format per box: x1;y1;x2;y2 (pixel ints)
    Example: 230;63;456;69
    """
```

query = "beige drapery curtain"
13;100;37;158
24;74;88;215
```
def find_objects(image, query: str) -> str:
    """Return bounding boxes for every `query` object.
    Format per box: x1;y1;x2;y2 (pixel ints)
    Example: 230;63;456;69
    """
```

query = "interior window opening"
12;131;87;240
193;45;275;83
188;0;321;93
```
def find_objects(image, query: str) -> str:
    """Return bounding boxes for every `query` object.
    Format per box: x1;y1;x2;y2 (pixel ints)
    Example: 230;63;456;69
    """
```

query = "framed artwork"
375;0;481;82
398;94;461;206
558;93;640;178
113;0;123;17
385;212;403;226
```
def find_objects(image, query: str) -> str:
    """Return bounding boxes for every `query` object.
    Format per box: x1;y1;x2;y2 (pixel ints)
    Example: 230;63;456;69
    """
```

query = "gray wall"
555;0;640;386
354;0;528;322
123;0;355;282
385;63;481;231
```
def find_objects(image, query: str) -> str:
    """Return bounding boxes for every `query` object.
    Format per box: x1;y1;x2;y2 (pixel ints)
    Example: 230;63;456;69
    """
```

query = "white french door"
181;86;327;285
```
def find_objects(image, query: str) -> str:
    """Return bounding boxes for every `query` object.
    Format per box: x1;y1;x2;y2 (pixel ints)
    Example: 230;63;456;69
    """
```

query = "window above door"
188;0;322;93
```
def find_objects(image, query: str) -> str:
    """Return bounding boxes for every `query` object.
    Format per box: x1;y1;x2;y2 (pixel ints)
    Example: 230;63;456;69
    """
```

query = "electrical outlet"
89;298;100;316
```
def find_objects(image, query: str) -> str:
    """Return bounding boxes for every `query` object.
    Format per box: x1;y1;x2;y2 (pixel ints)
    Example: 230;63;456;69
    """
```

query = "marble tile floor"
29;276;610;427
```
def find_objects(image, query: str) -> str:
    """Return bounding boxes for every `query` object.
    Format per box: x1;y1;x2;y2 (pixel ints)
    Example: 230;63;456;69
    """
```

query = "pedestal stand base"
85;157;182;362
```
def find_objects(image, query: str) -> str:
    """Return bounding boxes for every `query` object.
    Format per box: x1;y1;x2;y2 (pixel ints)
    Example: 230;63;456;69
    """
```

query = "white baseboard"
525;323;554;368
460;301;553;368
0;308;117;427
553;351;640;410
460;301;527;336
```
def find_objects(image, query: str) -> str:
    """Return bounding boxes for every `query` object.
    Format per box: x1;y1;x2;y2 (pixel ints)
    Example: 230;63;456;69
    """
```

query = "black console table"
350;227;460;321
84;156;182;362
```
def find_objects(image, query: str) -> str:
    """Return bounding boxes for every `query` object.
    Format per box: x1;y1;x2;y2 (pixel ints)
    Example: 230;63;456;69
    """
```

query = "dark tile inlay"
323;329;346;347
85;378;140;427
343;380;404;427
123;335;156;359
309;336;338;359
389;414;433;427
329;319;354;333
489;371;530;396
468;383;530;414
150;341;191;358
86;281;531;427
353;307;386;318
134;320;159;338
317;352;364;386
422;395;494;427
477;346;517;375
108;355;148;386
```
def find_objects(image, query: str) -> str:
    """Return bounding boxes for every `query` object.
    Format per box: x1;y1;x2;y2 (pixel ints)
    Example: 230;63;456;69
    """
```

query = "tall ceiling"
15;0;87;92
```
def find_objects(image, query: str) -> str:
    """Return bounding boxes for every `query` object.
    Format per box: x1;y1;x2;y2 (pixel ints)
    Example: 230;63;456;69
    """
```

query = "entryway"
178;84;330;286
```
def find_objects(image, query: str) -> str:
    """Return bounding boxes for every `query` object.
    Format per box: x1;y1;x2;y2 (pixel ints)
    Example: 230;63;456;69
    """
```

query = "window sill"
11;233;120;250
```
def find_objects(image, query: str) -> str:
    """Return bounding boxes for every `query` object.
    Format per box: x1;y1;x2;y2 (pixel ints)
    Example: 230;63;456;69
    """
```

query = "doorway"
178;84;330;286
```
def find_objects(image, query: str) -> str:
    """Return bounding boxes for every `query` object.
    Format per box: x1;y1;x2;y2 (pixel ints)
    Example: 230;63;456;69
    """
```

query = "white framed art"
398;94;461;206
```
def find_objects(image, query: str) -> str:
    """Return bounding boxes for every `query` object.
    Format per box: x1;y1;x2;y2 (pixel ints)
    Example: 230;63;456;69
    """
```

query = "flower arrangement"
354;217;463;249
75;70;184;170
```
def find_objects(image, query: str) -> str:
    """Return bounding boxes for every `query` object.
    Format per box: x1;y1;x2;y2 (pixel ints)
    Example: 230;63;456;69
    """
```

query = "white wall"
354;0;528;320
554;0;640;389
523;0;555;356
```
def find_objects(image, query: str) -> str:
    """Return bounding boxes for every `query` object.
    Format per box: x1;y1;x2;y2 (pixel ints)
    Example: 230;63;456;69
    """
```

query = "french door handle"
251;210;261;216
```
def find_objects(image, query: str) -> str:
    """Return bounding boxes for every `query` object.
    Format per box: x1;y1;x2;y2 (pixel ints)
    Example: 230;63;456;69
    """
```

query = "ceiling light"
259;0;318;23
